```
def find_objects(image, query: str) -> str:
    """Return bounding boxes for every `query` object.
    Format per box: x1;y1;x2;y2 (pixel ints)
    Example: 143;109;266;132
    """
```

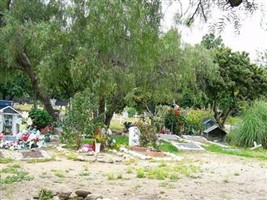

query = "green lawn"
204;144;267;160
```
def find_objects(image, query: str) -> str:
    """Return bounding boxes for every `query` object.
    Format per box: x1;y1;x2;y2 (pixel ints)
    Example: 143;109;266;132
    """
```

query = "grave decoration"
0;110;53;150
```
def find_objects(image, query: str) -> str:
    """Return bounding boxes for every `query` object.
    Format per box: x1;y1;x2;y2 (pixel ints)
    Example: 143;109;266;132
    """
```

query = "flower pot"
95;142;101;153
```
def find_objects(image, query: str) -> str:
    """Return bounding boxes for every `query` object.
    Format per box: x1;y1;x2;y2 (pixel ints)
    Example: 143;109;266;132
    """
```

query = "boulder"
75;190;92;198
85;194;103;200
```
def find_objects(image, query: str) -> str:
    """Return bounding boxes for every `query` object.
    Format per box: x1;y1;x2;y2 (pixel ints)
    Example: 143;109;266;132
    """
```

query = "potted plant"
93;128;107;153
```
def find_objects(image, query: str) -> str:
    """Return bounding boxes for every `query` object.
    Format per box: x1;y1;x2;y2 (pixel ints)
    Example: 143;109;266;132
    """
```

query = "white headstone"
128;126;140;146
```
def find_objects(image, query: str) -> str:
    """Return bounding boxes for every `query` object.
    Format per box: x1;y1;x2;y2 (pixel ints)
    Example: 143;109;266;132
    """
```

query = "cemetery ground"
0;145;267;200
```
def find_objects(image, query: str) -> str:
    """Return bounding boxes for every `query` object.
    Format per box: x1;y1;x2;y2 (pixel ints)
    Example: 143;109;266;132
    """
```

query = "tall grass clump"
231;101;267;148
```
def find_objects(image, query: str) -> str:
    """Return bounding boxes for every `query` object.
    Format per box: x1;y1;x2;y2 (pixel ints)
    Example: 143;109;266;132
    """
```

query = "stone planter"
146;149;165;157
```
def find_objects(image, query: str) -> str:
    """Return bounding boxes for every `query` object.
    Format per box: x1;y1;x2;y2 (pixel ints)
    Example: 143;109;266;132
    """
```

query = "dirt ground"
0;148;267;200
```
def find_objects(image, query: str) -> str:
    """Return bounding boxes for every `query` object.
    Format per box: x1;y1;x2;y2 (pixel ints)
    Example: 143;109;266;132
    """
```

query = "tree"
0;73;32;100
201;39;267;128
65;0;162;127
0;0;70;120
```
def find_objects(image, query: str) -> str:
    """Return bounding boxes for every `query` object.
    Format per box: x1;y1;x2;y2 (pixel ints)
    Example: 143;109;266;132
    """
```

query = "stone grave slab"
159;134;181;141
21;150;44;158
170;141;205;151
182;135;208;143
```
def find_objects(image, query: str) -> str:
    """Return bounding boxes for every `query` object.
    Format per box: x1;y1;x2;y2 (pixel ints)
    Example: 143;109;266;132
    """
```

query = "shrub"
29;109;52;130
61;89;104;149
185;109;213;134
164;108;190;135
231;101;267;148
137;121;157;148
126;107;137;117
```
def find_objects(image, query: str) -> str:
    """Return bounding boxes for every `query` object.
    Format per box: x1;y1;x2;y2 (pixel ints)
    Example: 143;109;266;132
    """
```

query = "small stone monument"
128;125;140;147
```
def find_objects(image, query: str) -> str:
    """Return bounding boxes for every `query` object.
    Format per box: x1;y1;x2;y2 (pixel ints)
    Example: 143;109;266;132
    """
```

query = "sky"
161;0;267;61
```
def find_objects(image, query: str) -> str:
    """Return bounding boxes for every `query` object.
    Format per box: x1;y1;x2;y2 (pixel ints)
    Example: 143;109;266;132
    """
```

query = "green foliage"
135;161;200;180
158;140;179;154
152;105;171;132
185;109;213;134
204;144;267;160
136;168;145;178
29;109;52;130
61;89;104;149
111;135;128;147
0;157;13;164
164;109;190;135
38;188;53;200
125;107;137;117
0;164;34;184
137;121;158;148
200;37;267;128
231;101;267;149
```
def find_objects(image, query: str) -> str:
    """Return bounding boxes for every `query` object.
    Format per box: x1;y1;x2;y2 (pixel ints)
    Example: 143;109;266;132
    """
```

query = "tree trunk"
16;53;57;120
104;110;113;128
98;97;106;116
104;92;126;128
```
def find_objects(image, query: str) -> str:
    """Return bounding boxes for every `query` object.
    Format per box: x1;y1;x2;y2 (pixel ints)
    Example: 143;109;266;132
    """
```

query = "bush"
185;109;213;134
126;107;137;117
231;101;267;149
164;108;190;135
29;109;52;130
137;121;157;148
61;89;104;149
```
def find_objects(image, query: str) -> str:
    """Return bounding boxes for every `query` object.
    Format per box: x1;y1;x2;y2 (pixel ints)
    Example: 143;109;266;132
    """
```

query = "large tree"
0;0;72;120
201;35;267;128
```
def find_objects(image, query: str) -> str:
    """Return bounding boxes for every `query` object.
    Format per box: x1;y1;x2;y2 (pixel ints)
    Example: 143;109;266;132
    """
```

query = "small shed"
0;106;21;136
203;125;227;142
203;118;216;130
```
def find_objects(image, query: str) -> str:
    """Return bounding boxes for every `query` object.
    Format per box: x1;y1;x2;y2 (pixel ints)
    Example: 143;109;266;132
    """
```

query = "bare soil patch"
0;148;266;200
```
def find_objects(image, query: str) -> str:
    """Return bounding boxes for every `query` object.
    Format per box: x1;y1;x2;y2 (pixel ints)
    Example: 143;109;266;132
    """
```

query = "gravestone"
128;125;140;146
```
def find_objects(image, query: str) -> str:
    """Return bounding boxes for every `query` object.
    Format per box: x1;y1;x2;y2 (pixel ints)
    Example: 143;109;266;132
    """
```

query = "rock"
52;196;60;200
33;195;39;199
56;185;72;200
85;194;103;200
75;190;91;198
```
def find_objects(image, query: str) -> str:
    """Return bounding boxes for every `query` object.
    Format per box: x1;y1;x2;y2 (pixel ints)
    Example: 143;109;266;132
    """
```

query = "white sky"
161;0;267;61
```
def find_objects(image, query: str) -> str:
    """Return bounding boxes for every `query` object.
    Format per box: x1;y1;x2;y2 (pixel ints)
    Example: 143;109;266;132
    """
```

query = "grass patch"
111;135;129;146
158;140;179;154
51;169;65;178
38;188;53;200
136;168;145;178
81;138;94;145
26;157;55;163
0;164;33;184
0;157;13;164
135;160;200;180
79;171;90;176
106;171;123;180
126;166;133;174
204;144;267;160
